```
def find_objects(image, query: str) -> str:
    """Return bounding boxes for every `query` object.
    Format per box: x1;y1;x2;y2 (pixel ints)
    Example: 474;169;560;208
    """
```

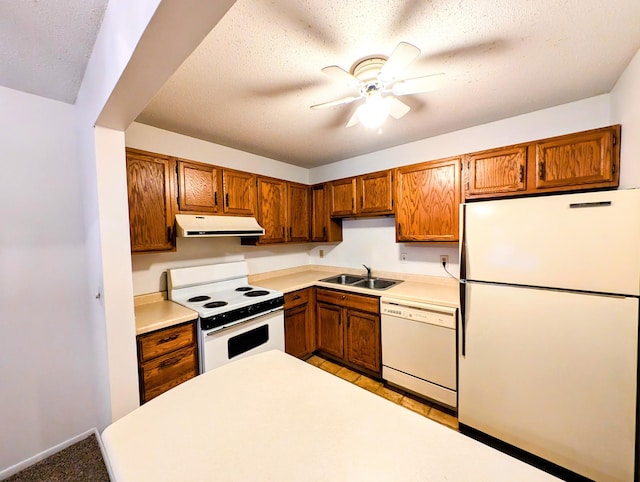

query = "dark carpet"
5;434;110;481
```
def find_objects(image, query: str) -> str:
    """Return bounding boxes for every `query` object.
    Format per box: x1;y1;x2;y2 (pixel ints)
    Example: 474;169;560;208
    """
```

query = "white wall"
612;47;640;188
0;87;98;471
310;95;612;183
75;0;238;427
131;238;312;295
126;122;309;184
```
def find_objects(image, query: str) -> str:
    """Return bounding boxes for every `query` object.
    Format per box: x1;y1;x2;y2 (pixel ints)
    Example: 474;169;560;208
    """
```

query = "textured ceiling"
3;1;639;168
137;0;640;168
0;0;108;103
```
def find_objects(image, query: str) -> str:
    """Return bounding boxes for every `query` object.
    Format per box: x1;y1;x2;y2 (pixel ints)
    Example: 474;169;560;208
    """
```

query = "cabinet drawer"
140;345;198;402
284;289;310;309
317;288;379;314
138;322;195;362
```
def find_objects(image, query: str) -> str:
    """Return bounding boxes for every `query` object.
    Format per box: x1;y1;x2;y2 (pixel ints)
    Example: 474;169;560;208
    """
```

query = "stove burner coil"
188;295;211;302
204;301;228;309
235;287;253;292
244;290;269;297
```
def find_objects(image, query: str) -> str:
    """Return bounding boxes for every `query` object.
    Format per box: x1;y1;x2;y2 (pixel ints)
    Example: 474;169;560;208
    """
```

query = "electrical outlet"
440;255;449;266
319;249;325;258
400;253;407;263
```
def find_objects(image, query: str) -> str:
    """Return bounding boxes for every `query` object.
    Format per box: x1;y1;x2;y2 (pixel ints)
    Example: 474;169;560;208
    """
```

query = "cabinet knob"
341;295;346;300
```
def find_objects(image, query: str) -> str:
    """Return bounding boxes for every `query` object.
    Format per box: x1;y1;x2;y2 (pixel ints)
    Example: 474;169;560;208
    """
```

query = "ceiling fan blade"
310;95;360;110
346;109;360;128
321;65;360;88
392;73;445;96
385;96;411;119
378;42;421;83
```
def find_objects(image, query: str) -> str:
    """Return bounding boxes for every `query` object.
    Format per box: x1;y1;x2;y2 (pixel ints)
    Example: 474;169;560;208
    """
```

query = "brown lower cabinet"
136;320;199;404
315;287;381;377
284;288;316;359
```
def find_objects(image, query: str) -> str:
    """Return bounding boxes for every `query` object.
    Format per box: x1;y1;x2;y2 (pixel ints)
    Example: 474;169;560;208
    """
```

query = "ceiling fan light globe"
357;95;389;129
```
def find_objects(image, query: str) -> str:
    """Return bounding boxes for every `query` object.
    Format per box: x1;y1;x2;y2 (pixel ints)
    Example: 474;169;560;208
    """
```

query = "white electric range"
167;261;284;373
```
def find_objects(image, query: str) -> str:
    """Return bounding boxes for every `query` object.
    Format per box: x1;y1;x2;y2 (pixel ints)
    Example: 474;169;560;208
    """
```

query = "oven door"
200;309;284;372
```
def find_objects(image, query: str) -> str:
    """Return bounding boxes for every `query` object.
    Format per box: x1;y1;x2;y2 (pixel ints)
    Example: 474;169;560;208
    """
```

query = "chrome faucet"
363;264;372;279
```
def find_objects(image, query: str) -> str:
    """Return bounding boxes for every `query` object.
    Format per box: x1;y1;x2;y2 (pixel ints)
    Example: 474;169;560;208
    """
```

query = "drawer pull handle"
159;354;185;368
158;334;179;344
292;295;301;300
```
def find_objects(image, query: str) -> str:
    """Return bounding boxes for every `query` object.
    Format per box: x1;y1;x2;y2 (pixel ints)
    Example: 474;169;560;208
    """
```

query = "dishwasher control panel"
381;302;456;329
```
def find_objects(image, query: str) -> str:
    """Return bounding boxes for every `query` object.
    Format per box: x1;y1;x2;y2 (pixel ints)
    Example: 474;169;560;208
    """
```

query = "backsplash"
130;216;458;296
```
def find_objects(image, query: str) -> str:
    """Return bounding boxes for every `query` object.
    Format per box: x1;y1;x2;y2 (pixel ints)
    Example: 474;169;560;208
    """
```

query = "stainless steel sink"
319;274;366;285
319;273;402;291
352;278;402;290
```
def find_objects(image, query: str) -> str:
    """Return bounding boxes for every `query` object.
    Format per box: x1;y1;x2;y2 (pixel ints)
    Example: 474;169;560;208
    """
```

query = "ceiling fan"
311;42;444;129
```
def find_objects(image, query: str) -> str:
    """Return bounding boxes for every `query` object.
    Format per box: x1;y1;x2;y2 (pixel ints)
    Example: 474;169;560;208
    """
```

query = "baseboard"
0;428;100;479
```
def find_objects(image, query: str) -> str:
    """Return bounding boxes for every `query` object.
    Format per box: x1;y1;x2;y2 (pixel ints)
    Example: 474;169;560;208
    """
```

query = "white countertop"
102;350;557;481
134;292;198;336
250;265;459;307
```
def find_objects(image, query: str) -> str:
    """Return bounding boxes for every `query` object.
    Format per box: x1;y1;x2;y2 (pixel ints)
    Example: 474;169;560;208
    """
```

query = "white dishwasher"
381;298;457;409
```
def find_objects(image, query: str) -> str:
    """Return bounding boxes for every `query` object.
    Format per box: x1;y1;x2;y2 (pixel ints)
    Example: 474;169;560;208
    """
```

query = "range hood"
175;214;265;237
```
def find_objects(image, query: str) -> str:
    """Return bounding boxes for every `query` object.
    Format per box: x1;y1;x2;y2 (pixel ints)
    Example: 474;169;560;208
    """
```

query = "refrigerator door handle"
569;201;612;209
460;203;467;281
459;203;467;356
460;280;467;356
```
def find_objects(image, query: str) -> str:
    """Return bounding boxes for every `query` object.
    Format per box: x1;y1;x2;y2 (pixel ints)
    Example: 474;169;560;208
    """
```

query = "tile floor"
305;354;459;431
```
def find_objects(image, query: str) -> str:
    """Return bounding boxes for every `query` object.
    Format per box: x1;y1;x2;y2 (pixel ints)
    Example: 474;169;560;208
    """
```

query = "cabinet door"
126;149;174;252
357;170;393;214
311;184;343;243
288;183;310;242
222;169;256;215
316;302;344;359
256;177;287;243
395;157;461;242
311;184;327;242
464;146;526;198
345;309;381;374
177;159;220;213
285;303;310;358
139;345;198;403
534;127;618;190
329;178;356;217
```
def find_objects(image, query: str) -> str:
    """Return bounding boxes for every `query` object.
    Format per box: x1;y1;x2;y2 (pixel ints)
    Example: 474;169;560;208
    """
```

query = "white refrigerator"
459;189;639;482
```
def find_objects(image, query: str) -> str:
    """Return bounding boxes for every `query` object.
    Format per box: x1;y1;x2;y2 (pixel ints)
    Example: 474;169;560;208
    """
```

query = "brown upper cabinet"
253;178;310;244
534;126;618;190
329;170;394;218
465;146;527;197
356;170;394;215
126;148;175;253
176;159;221;213
287;182;311;242
394;157;461;243
311;184;343;243
256;177;287;243
222;169;257;216
464;125;620;200
329;177;357;217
